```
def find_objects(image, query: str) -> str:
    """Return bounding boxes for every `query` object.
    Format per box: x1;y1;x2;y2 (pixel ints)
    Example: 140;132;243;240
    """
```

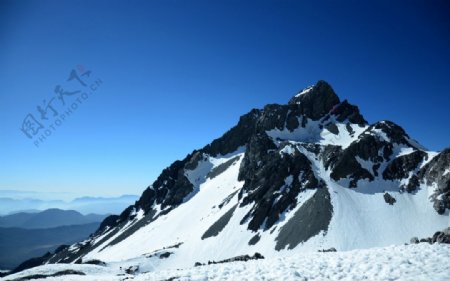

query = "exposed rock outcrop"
418;148;450;214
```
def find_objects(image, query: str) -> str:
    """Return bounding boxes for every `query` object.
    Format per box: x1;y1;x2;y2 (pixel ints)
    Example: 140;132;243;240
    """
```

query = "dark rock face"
142;159;194;210
106;210;157;248
321;145;343;170
402;175;420;193
371;121;411;145
238;133;277;182
382;150;428;193
383;193;396;205
288;80;341;120
330;134;379;186
275;187;333;250
418;148;450;214
325;123;339;135
95;215;119;234
330;121;417;188
238;141;323;231
203;109;261;157
258;104;290;131
383;151;427;181
332;100;367;126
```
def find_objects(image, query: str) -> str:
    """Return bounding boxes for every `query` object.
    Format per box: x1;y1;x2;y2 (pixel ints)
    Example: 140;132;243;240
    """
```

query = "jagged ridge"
21;80;449;273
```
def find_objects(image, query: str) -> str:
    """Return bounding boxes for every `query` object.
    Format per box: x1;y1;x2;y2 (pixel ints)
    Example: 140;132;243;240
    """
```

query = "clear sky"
1;0;449;198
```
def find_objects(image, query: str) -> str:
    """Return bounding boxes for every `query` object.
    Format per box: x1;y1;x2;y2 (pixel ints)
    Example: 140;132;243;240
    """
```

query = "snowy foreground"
3;244;450;281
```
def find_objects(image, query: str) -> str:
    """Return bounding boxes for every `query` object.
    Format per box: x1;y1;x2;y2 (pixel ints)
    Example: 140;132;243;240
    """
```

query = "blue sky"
1;0;449;198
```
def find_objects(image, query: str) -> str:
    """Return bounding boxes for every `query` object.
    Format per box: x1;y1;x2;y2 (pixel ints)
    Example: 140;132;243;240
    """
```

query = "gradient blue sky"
1;0;449;198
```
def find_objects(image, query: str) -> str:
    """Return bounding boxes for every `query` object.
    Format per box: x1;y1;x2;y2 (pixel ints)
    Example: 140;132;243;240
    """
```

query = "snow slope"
4;244;450;281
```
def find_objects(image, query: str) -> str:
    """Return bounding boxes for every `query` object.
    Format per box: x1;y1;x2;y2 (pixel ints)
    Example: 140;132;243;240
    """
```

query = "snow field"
4;244;449;281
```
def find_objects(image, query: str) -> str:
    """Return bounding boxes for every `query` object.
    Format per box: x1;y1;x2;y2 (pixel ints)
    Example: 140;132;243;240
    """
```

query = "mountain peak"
25;81;450;278
288;80;340;120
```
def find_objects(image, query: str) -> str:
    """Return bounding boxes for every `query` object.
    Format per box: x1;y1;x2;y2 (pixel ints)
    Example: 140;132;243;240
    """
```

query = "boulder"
383;193;396;205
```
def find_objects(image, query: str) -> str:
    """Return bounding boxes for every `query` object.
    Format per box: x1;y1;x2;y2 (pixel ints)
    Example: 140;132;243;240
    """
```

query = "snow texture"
4;244;450;281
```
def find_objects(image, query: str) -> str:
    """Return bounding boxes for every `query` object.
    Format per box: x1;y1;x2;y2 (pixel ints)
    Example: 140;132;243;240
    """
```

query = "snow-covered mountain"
13;81;450;277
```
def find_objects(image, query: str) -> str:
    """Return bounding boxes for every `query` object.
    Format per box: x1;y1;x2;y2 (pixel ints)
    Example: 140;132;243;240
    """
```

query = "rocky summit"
16;81;450;274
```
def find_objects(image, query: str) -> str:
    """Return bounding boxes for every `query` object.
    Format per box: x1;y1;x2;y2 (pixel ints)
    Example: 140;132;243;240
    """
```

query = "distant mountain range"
0;194;139;215
0;209;107;270
0;223;99;270
0;209;107;229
